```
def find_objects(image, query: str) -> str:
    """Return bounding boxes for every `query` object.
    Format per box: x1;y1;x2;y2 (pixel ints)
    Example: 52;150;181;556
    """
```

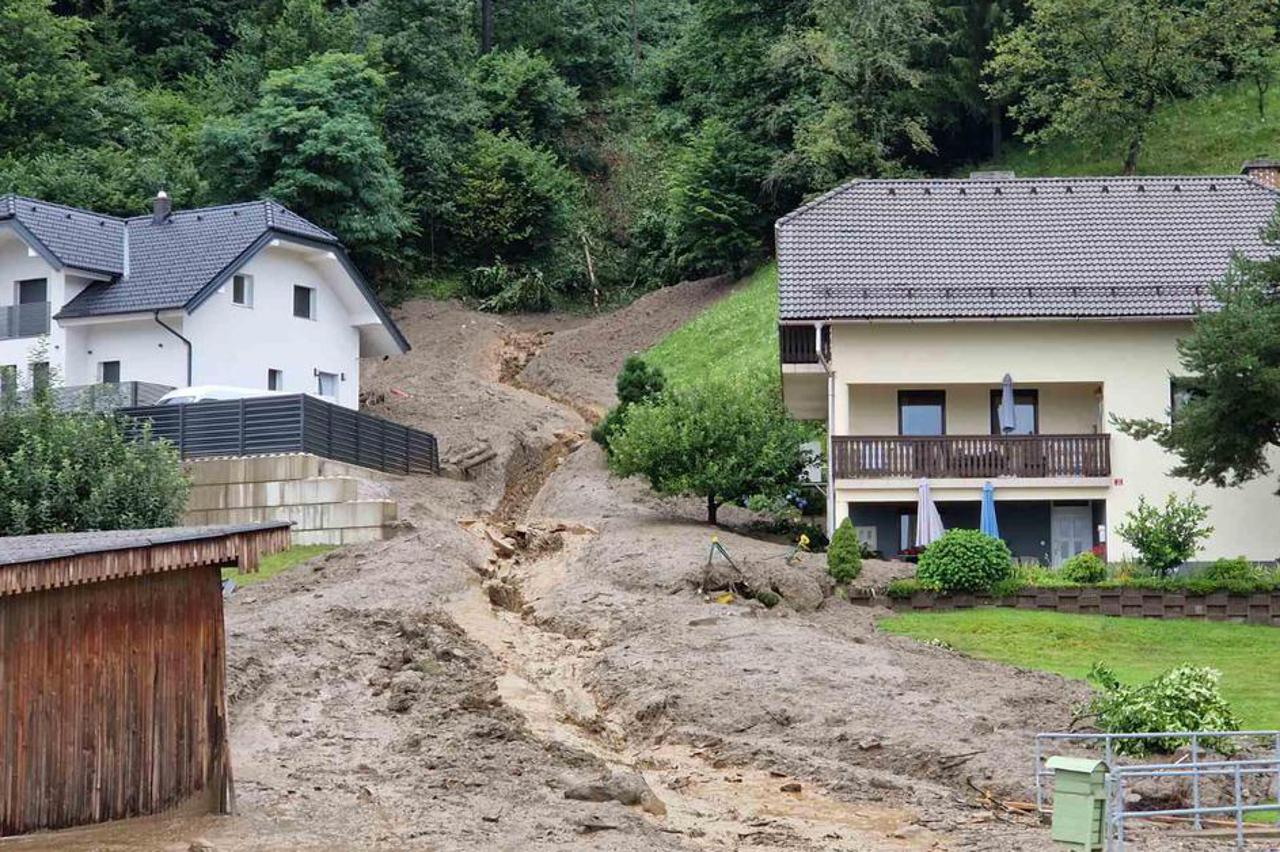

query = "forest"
4;0;1276;309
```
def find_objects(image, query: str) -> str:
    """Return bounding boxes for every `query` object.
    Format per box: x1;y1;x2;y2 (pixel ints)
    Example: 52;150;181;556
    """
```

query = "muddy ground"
11;286;1226;851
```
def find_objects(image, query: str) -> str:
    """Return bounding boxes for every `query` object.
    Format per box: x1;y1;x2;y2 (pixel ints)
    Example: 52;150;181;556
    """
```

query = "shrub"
915;529;1013;593
886;578;924;599
592;357;666;452
0;405;188;535
1116;494;1213;577
1060;552;1108;583
1081;663;1241;756
1200;556;1259;583
826;518;862;584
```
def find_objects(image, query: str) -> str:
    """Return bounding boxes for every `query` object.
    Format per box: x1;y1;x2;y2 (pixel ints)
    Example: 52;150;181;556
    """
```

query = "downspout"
815;322;836;539
154;310;192;386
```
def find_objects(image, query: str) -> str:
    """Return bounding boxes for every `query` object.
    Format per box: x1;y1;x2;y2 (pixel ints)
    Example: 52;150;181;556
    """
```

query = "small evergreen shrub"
1060;552;1107;583
915;529;1012;593
592;357;667;453
1081;663;1241;756
1200;557;1259;583
826;518;863;583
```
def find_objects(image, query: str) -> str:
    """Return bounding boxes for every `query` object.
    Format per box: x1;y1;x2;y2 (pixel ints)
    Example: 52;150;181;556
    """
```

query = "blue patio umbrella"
979;481;1000;539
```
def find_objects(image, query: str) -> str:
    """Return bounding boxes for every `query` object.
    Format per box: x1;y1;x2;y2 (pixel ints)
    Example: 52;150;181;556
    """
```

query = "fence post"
298;395;306;454
1034;737;1044;813
178;402;186;458
238;398;246;454
1192;735;1201;830
1234;763;1245;849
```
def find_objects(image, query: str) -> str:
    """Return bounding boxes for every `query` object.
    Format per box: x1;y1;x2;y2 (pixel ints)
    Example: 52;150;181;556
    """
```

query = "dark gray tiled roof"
1;194;125;274
0;522;291;567
775;176;1280;320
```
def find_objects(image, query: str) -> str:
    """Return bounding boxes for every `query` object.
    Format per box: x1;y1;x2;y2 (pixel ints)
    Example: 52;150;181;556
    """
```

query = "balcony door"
990;389;1039;435
898;390;945;436
13;278;49;338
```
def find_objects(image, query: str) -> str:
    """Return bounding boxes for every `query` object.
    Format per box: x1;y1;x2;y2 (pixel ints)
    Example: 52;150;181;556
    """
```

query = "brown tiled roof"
775;176;1280;320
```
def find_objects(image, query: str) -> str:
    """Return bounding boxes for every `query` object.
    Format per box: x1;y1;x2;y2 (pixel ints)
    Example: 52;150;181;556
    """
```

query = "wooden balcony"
780;325;830;364
832;434;1110;480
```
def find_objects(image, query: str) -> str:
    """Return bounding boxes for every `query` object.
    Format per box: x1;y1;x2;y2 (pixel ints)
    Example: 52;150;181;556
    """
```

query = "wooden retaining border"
856;586;1280;626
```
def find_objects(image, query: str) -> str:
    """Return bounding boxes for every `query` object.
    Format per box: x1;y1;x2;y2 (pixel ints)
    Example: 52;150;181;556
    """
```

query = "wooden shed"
0;522;291;837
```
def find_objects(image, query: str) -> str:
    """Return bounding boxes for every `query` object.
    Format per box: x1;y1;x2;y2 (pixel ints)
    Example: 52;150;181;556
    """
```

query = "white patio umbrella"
999;373;1017;434
915;479;946;548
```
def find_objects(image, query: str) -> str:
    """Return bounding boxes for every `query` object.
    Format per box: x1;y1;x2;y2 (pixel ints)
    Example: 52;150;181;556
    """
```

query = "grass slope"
991;80;1280;177
222;544;336;587
881;609;1280;728
645;264;779;387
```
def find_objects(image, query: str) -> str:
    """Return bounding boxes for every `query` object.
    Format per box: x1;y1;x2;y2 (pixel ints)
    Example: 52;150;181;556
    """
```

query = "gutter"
153;310;192;385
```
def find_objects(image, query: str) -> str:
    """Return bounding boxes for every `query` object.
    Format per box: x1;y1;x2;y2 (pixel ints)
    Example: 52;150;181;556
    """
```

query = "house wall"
845;382;1102;435
63;315;186;388
826;320;1280;561
183;245;362;409
0;231;66;383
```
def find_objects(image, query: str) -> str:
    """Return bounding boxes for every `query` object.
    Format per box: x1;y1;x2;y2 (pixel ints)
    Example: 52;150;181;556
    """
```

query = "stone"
780;782;802;793
564;770;667;816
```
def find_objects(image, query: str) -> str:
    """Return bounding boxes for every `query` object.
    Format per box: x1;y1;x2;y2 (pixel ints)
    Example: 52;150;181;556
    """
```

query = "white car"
156;385;296;406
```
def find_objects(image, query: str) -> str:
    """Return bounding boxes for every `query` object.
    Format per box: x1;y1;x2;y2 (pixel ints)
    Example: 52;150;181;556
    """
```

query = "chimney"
152;190;171;224
1241;159;1280;189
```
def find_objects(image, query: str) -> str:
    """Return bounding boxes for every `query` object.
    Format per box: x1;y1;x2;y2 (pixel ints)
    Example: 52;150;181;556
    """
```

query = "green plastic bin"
1046;755;1108;850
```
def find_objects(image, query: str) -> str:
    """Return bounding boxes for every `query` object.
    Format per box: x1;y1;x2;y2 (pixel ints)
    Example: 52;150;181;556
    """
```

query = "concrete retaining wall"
877;586;1280;627
182;453;398;546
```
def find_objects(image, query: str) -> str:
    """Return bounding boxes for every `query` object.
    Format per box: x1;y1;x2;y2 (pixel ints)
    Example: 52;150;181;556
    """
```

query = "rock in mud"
386;670;424;712
564;770;667;816
484;578;524;612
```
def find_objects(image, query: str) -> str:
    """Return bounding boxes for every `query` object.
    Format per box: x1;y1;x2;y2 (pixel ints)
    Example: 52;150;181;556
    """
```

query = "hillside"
989;80;1280;177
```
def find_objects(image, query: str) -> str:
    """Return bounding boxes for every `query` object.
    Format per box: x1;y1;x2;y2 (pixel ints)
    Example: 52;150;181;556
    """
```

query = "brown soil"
12;288;1207;851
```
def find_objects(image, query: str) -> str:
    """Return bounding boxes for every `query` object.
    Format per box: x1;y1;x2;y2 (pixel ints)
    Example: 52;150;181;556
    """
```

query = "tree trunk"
988;100;1003;160
706;494;719;525
480;0;495;54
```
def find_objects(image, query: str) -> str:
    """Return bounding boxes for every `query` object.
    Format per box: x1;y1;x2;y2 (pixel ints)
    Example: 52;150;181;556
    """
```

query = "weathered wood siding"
0;566;229;836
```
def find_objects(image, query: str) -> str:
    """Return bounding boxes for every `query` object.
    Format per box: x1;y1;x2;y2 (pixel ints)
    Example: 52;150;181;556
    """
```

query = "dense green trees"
2;0;1275;309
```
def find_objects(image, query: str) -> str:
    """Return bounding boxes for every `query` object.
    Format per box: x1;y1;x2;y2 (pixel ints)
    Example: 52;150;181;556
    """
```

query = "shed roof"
0;522;293;596
775;176;1280;321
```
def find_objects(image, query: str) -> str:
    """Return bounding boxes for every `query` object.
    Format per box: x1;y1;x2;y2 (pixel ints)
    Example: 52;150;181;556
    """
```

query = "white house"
777;163;1280;564
0;192;409;410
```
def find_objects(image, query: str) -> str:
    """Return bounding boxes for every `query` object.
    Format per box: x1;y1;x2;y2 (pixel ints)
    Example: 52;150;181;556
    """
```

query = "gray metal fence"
120;394;439;475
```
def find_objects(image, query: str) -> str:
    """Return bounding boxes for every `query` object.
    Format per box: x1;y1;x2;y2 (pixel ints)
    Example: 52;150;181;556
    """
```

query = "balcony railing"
780;325;830;364
0;302;51;340
832;434;1110;480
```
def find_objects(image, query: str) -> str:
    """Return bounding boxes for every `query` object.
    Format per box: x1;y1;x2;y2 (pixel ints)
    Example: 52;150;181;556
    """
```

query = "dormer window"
232;274;253;307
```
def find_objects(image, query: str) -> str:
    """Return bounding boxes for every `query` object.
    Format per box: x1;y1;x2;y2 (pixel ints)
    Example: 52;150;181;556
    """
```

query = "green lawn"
989;79;1280;178
221;544;336;587
881;609;1280;728
645;264;779;388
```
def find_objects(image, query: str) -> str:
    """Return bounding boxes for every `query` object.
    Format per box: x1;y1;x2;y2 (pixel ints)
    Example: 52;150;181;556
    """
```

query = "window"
99;360;121;384
1170;378;1202;421
232;274;253;307
293;285;316;319
267;368;284;391
316;371;338;398
899;511;918;551
898;390;946;436
16;278;47;304
30;361;49;394
990;389;1039;435
0;365;16;396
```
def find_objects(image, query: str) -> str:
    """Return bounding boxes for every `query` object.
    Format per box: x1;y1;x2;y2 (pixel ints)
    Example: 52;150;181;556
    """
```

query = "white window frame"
316;370;339;399
232;274;254;308
293;285;316;320
98;360;121;384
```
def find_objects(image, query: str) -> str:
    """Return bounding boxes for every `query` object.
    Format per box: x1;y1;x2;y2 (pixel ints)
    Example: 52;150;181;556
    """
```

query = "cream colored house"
778;165;1280;564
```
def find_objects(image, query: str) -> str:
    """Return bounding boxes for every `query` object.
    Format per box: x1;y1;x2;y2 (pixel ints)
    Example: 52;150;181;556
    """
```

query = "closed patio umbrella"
999;373;1017;434
915;479;946;548
980;480;1000;539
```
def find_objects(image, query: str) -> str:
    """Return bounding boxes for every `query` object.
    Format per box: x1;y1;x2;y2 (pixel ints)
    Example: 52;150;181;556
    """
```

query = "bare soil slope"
13;291;1202;851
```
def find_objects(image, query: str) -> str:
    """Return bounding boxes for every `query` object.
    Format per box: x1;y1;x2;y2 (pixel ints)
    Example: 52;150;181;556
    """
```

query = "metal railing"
834;433;1111;479
120;394;439;475
0;302;51;340
1106;758;1280;850
1034;730;1280;821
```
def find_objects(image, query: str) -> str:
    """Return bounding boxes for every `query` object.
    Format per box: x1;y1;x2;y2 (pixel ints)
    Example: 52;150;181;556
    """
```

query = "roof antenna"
152;190;171;224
